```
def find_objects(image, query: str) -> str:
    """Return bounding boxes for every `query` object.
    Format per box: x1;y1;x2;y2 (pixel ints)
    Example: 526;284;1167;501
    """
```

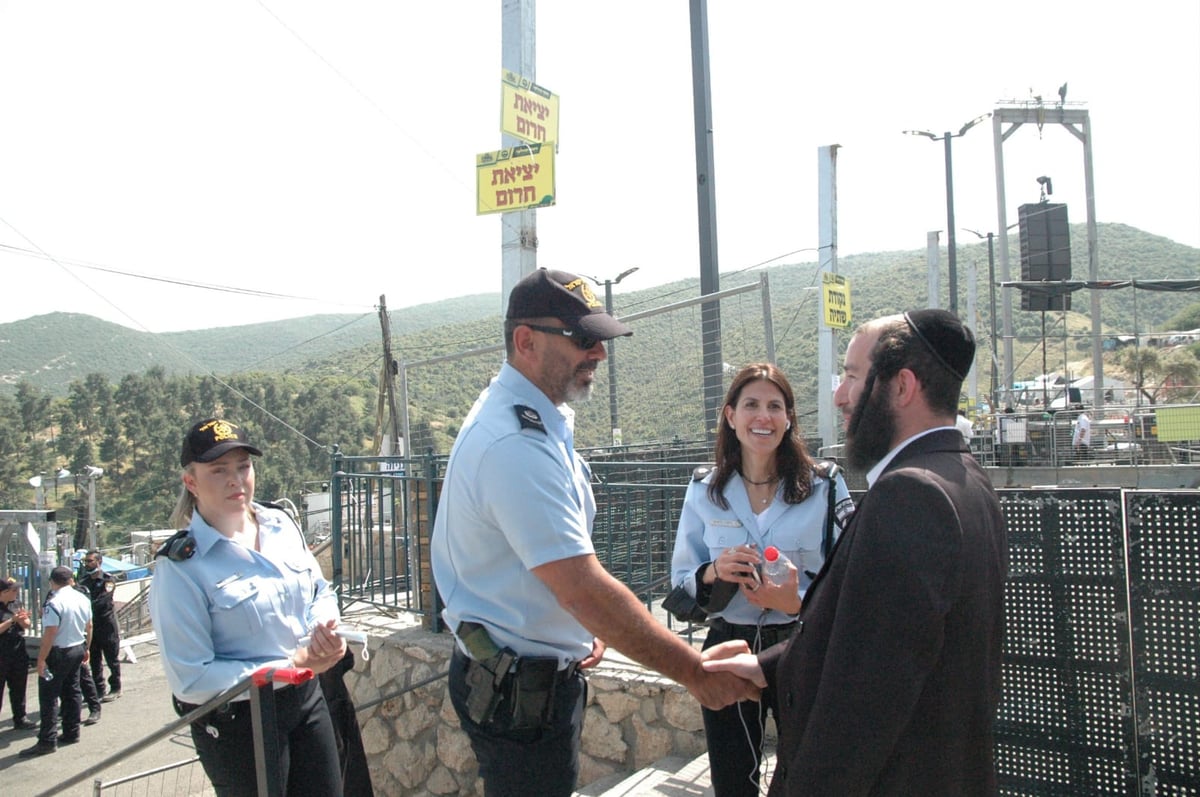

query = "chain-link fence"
399;275;777;456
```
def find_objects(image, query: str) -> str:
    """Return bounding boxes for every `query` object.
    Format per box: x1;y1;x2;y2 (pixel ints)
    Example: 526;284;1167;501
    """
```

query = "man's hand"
685;661;761;709
680;640;760;709
580;638;606;669
701;640;767;689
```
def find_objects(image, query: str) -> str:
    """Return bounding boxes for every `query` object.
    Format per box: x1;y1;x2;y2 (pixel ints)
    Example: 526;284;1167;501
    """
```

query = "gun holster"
456;622;566;730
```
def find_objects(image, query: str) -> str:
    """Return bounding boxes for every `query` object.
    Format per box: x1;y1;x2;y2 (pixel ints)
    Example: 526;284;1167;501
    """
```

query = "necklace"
741;472;779;486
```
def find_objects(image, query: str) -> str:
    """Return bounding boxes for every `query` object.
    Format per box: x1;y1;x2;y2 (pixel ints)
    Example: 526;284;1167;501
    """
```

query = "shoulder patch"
692;466;713;482
155;529;196;562
813;459;841;480
834;497;856;529
514;405;546;433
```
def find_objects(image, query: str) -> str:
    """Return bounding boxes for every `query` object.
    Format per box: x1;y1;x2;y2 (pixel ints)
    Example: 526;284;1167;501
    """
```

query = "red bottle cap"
764;546;780;562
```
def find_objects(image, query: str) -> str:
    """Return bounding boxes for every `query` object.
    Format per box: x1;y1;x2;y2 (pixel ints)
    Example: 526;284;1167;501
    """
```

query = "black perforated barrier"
1127;491;1200;795
996;489;1200;796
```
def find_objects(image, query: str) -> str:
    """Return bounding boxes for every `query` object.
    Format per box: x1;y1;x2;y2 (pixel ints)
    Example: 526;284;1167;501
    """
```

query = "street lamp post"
904;114;990;316
586;267;639;446
966;229;999;410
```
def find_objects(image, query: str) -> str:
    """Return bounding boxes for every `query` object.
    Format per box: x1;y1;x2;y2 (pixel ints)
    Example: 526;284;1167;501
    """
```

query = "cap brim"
573;313;632;341
194;441;264;463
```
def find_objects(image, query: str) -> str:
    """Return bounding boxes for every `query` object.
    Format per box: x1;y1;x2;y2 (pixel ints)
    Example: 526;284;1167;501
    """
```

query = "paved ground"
0;642;211;797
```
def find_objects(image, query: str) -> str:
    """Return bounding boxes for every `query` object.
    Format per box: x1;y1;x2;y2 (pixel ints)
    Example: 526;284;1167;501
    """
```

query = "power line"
0;242;371;308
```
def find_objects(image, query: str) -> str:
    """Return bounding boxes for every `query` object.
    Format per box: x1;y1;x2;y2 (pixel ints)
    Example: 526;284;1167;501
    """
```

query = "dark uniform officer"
79;550;121;701
0;577;34;730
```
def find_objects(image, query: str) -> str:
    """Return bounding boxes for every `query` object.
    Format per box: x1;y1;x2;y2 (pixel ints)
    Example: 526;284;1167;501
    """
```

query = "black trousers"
37;643;86;745
448;647;587;797
89;624;121;695
189;678;343;797
701;618;796;797
0;649;29;721
79;659;102;712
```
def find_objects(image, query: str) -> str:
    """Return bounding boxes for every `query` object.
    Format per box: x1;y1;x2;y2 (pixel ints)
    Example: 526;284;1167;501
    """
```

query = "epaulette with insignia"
814;460;842;481
515;405;546;433
156;529;196;562
692;465;713;482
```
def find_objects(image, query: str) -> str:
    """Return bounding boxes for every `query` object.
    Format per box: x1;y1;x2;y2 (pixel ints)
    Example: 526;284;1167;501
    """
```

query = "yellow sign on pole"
476;144;556;215
822;273;852;328
501;70;559;146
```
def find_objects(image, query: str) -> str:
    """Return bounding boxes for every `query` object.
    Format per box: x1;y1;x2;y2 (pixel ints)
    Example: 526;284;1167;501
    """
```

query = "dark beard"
845;376;898;472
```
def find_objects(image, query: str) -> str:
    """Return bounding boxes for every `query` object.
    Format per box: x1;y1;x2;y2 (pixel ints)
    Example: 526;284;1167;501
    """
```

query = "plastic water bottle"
762;546;791;586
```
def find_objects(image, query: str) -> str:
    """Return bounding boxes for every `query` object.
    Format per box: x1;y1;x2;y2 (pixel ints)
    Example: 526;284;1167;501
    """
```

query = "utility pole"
904;114;989;315
500;0;538;308
585;268;639;446
375;295;402;461
817;145;840;452
966;229;1001;410
690;0;724;444
85;466;102;550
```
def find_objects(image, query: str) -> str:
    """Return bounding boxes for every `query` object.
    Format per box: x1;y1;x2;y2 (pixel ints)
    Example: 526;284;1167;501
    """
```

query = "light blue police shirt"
431;363;596;668
149;503;339;704
670;469;852;625
43;584;92;648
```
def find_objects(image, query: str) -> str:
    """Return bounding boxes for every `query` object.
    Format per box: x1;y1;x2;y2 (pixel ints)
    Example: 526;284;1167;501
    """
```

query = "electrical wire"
0;242;371;308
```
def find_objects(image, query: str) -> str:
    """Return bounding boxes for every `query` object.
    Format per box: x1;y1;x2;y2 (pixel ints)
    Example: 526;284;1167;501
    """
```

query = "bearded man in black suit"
705;310;1008;796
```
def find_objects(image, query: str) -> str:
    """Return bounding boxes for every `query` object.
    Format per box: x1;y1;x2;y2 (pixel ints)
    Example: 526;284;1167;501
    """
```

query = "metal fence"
331;456;1200;794
399;275;776;456
996;488;1200;795
970;403;1200;468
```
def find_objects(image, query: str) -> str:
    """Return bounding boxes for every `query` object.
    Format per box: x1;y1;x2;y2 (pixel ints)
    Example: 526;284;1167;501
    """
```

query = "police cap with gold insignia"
506;269;633;341
180;418;263;467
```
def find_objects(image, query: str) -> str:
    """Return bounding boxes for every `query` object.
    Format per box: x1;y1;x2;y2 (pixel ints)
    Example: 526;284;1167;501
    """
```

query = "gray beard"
563;378;594;403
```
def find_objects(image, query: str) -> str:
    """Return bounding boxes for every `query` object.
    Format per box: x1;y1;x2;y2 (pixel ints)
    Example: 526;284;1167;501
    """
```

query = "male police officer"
21;566;93;757
79;550;121;701
431;268;757;797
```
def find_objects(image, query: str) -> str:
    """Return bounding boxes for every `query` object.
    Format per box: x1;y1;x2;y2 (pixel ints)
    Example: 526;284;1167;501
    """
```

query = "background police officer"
79;550;121;701
21;566;92;757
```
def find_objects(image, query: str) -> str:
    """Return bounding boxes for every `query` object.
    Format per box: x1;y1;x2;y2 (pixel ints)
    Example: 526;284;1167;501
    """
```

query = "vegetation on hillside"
0;223;1196;544
0;368;374;547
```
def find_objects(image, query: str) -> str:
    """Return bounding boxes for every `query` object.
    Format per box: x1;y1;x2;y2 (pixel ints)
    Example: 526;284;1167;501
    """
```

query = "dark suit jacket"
759;429;1007;796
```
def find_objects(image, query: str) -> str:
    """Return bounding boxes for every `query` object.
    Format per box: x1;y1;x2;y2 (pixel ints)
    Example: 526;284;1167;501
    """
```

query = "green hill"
1;223;1196;537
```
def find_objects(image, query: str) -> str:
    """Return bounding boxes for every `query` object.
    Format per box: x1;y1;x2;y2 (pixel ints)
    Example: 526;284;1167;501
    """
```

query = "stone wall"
343;625;707;796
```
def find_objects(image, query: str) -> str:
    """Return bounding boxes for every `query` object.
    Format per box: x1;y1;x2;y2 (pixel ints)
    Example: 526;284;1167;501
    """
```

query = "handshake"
687;640;770;710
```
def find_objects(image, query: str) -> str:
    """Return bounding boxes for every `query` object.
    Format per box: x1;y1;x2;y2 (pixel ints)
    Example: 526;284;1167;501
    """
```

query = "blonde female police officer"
150;418;347;797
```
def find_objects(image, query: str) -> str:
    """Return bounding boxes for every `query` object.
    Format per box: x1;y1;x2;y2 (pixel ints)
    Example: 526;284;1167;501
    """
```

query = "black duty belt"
453;646;580;687
710;616;798;649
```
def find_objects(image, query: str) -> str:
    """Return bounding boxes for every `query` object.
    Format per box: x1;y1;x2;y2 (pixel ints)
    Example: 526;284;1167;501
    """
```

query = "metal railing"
329;452;1200;795
38;666;316;797
969;402;1200;468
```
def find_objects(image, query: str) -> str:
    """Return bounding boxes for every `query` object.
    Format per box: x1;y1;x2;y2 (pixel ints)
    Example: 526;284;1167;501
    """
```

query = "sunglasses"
523;323;602;351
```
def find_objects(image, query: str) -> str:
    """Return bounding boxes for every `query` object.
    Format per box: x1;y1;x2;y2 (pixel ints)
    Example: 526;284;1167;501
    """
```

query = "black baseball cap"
506;269;632;341
180;418;263;467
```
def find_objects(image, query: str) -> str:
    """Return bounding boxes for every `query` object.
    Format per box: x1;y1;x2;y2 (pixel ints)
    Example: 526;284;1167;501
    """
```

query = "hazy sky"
2;1;1197;333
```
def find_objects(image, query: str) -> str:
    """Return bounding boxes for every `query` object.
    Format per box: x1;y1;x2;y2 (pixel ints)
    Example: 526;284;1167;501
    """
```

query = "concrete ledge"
344;621;710;796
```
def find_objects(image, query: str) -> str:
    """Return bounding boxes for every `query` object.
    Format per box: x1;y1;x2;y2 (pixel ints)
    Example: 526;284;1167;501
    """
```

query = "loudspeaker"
1018;202;1071;311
